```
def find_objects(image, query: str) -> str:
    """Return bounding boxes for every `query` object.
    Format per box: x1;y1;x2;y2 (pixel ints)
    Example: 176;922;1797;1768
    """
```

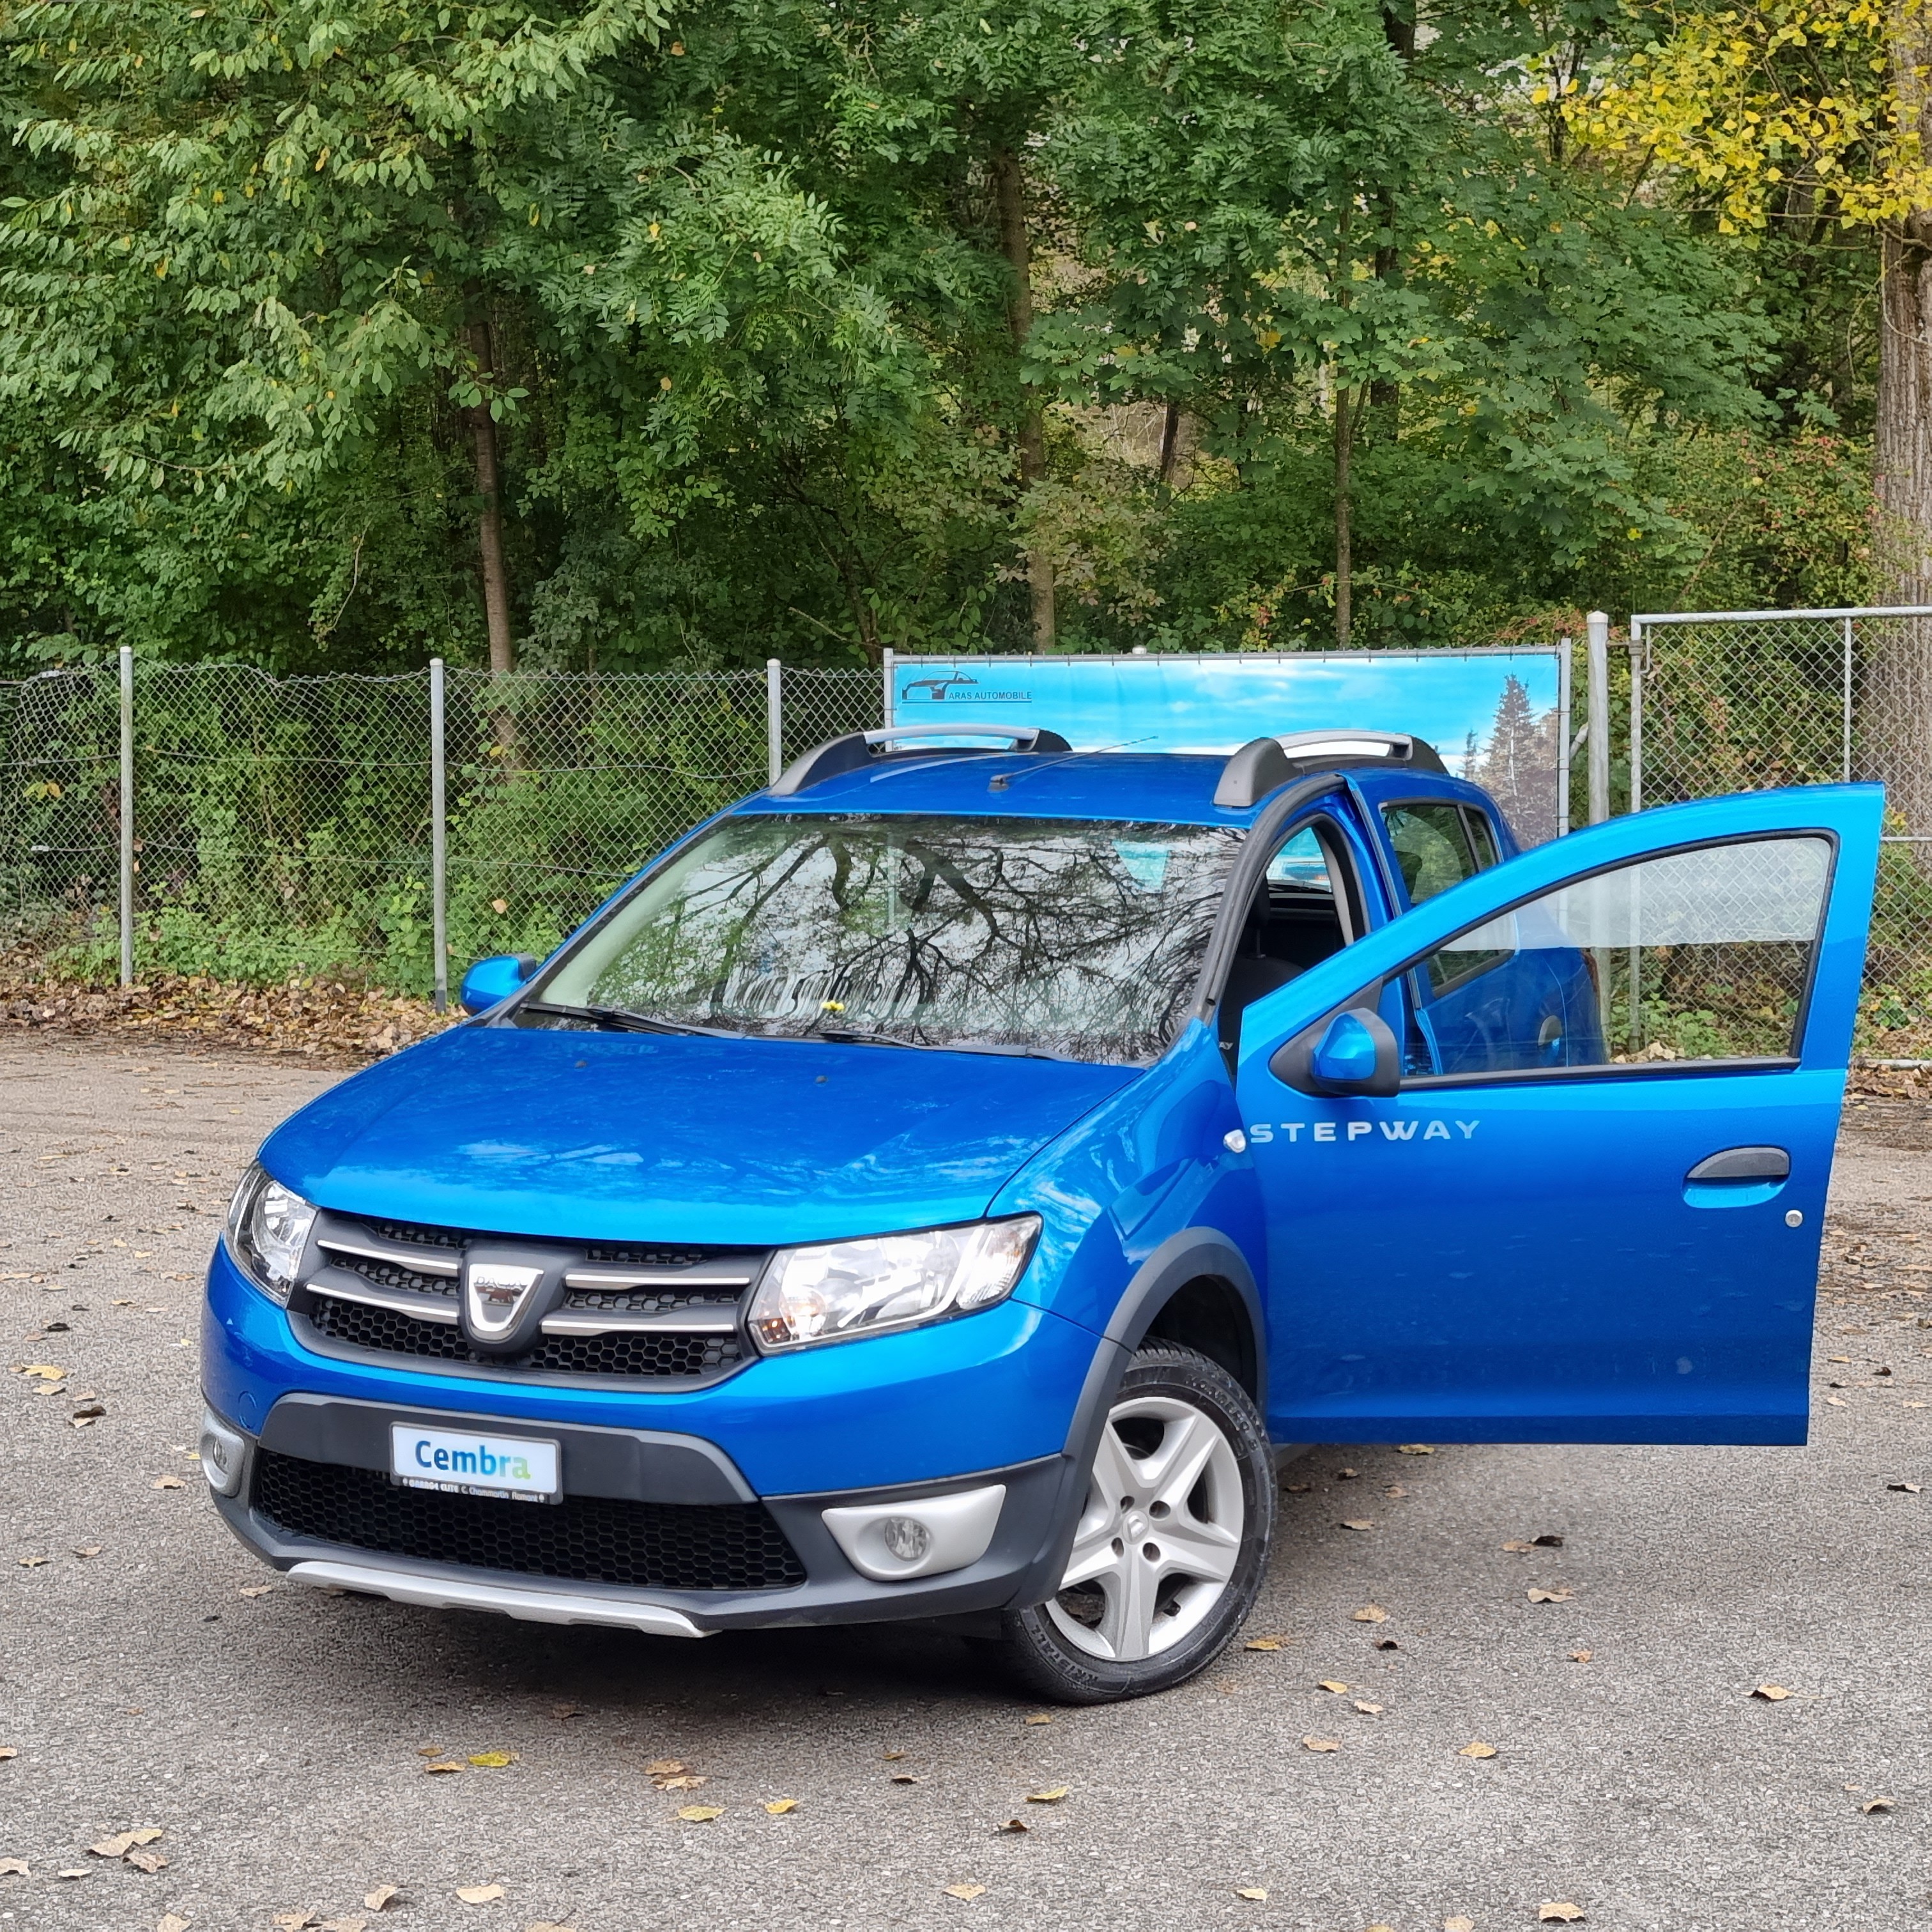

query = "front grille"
305;1296;743;1378
297;1209;765;1387
254;1450;804;1591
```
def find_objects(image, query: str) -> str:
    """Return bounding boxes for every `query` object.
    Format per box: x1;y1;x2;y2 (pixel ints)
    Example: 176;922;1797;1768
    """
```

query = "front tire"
999;1342;1274;1703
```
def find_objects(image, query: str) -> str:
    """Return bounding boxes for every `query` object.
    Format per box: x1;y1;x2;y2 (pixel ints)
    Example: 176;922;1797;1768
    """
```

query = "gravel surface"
3;1036;1929;1932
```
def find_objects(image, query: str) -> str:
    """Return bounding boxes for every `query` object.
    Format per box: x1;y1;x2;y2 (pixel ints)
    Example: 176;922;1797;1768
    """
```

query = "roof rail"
769;723;1074;797
1213;730;1446;809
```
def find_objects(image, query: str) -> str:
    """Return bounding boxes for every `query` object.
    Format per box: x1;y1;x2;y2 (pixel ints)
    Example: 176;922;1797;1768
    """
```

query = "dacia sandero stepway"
201;724;1881;1701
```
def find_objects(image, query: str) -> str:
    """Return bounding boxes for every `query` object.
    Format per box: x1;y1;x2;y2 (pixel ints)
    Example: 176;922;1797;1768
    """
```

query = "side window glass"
1462;809;1499;872
1264;826;1335;896
1383;803;1477;905
1404;836;1832;1078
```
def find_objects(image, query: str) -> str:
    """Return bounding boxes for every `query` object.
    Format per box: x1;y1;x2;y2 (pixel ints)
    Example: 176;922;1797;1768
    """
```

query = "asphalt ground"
3;1034;1929;1932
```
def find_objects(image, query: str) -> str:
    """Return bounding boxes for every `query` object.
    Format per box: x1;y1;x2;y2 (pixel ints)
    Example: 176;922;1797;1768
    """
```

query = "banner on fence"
890;648;1567;843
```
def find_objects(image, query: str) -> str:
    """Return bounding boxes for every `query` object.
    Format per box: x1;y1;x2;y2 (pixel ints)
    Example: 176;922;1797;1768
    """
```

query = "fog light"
879;1515;932;1563
199;1406;249;1498
821;1483;1006;1583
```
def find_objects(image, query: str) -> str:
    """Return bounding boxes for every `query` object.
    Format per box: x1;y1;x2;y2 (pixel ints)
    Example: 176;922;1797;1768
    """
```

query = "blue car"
199;724;1882;1702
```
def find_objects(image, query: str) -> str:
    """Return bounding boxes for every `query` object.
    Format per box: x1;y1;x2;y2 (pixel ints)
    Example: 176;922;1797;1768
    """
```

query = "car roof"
739;748;1498;829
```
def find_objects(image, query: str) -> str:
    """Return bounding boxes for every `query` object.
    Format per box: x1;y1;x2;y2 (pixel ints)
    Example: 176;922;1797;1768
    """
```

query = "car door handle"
1685;1146;1791;1184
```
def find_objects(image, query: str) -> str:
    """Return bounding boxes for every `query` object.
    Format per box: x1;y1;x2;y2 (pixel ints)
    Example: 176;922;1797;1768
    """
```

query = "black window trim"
1376;794;1501;912
1294;827;1841;1093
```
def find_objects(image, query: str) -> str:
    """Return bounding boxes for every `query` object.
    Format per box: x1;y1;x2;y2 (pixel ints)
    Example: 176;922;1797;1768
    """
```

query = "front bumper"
207;1394;1077;1632
202;1245;1110;1632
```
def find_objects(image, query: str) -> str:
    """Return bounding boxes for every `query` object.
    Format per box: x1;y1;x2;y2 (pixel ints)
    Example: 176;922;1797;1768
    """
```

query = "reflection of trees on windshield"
553;815;1245;1064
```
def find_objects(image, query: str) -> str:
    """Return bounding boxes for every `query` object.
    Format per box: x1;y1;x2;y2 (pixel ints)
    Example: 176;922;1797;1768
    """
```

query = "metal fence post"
118;645;134;986
1556;636;1573;834
1628;618;1644;815
429;657;448;1015
1841;613;1855;783
882;647;895;729
1586;611;1610;825
765;659;783;784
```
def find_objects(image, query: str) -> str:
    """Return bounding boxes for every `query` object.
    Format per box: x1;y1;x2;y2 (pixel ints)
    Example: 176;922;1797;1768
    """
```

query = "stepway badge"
390;1423;560;1501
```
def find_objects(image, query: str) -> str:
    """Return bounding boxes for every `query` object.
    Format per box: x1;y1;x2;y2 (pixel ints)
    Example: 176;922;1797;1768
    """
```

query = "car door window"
1403;834;1833;1078
1218;820;1360;1059
1383;802;1482;905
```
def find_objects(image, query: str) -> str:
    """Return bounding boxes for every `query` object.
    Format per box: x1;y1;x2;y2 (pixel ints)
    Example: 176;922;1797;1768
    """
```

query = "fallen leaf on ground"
1353;1700;1384;1715
158;1917;190;1932
73;1546;101;1558
1384;1483;1407;1497
1375;1637;1400;1650
942;1884;986;1901
1318;1680;1349;1693
468;1752;516;1768
456;1883;505;1903
1283;1482;1311;1492
889;1773;924;1784
422;1761;465;1775
644;1758;686;1776
1501;1540;1536;1554
1568;1650;1593;1663
1398;1443;1435;1454
91;1830;160;1858
364;1886;401;1911
0;1748;15;1761
1534;1533;1564;1547
1538;1906;1585;1924
1340;1519;1375;1531
1887;1482;1922;1493
1458;1741;1498;1759
1751;1684;1791;1701
239;1584;273;1597
1301;1735;1340;1752
656;1774;705;1790
1862;1796;1895;1812
1235;1887;1269;1901
764;1799;798;1815
1022;1713;1052;1726
1443;1918;1475;1931
995;1819;1029;1834
1527;1588;1573;1604
126;1850;167;1873
883;1749;907;1759
1825;1395;1846;1406
1353;1605;1389;1623
1337;1467;1359;1479
56;1869;89;1880
1244;1637;1284;1651
0;1859;25;1875
1025;1786;1069;1804
524;1924;578;1932
675;1806;723;1823
151;1476;185;1490
272;1915;317;1929
15;1557;48;1568
20;1365;65;1379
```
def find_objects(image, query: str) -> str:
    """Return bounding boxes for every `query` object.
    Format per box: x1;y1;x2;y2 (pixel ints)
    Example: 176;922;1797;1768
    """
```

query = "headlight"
749;1216;1041;1353
224;1163;318;1306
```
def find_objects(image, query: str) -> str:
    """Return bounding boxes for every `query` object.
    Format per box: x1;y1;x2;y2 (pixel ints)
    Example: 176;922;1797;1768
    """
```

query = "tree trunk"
1334;383;1355;647
991;146;1055;652
1871;20;1932;851
465;313;515;676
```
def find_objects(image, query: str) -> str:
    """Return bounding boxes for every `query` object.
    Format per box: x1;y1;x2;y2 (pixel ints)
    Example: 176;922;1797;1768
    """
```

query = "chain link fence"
1632;608;1932;1054
0;659;882;999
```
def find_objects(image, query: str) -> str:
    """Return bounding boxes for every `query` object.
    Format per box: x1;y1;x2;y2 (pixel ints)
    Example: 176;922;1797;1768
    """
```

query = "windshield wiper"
518;1000;746;1040
812;1025;1082;1062
814;1025;935;1050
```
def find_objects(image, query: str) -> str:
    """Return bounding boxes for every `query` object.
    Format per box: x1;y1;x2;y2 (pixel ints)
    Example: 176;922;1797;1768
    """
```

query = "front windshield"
530;813;1246;1064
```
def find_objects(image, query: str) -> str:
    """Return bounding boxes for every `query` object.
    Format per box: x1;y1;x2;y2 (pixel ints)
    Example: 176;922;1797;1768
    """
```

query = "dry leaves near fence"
0;954;446;1066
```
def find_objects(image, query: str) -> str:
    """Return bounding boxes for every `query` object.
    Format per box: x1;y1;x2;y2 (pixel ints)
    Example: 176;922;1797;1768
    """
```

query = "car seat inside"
1217;824;1353;1057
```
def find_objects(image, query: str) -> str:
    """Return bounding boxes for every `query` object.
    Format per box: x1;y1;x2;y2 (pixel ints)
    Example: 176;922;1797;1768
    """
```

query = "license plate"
390;1423;560;1503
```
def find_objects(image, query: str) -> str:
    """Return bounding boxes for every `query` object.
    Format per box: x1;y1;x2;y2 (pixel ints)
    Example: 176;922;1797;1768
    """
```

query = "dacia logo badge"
464;1261;544;1342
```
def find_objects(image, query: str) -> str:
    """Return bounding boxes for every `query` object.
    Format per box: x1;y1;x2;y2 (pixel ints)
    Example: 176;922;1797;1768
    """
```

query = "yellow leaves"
1300;1735;1340;1752
1317;1680;1350;1694
1024;1786;1068;1804
1539;1906;1586;1924
466;1751;514;1768
1243;1636;1284;1652
1353;1604;1389;1623
1751;1683;1792;1701
675;1805;722;1823
454;1884;504;1904
1234;1887;1269;1901
942;1884;986;1901
763;1798;798;1815
1457;1740;1498;1759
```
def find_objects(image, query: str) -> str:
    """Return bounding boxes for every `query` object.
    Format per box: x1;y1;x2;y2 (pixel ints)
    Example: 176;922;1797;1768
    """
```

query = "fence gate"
1631;605;1932;1046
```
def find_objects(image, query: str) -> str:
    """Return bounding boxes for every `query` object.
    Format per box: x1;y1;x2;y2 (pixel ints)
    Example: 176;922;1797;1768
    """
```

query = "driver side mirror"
1272;1004;1401;1098
460;953;539;1015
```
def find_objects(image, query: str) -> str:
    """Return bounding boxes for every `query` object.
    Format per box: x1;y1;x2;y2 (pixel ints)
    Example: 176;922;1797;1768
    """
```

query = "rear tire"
998;1342;1274;1704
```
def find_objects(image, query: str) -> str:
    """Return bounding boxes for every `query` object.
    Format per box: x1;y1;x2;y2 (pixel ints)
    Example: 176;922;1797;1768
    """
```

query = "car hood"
259;1022;1139;1246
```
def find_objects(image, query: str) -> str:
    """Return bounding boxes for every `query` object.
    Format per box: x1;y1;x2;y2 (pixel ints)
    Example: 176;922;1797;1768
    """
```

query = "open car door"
1234;785;1882;1446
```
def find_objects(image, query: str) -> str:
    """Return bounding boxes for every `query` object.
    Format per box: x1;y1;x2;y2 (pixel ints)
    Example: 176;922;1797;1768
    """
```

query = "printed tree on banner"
1473;676;1561;844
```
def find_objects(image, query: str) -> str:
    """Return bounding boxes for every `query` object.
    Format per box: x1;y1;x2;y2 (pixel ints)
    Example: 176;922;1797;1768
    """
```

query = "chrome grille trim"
562;1266;759;1291
539;1309;740;1337
309;1278;461;1324
316;1234;461;1278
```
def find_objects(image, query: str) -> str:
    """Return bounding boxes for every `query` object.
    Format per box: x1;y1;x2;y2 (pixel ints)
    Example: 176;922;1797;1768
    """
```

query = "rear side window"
1383;803;1491;905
